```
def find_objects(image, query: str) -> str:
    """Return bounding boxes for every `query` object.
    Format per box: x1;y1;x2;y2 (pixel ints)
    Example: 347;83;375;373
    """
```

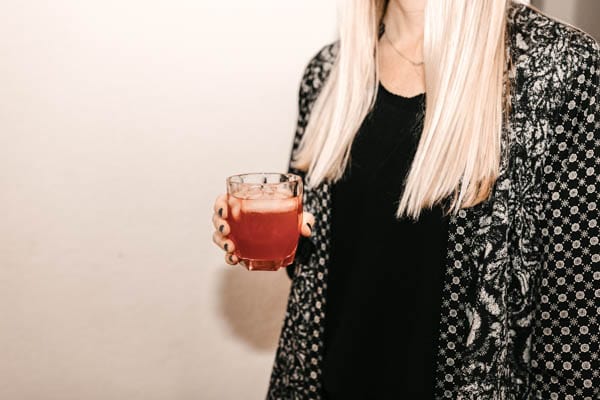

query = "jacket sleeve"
284;45;336;279
534;35;599;398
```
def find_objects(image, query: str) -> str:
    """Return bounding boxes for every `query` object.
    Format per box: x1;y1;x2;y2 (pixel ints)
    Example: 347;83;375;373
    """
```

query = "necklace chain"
383;31;424;67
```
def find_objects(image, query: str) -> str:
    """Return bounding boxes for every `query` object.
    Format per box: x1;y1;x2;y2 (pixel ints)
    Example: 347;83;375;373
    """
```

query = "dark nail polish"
219;224;224;233
218;207;223;217
229;254;234;263
307;222;312;231
224;243;229;252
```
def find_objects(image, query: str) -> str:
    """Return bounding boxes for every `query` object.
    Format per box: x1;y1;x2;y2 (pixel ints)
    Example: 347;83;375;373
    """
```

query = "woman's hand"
212;194;315;266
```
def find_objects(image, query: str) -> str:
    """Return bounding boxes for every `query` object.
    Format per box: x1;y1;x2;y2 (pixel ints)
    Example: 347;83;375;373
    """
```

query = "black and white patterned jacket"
268;3;599;399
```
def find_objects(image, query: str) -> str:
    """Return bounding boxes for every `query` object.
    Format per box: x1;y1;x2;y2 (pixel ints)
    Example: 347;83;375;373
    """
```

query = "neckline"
378;82;425;110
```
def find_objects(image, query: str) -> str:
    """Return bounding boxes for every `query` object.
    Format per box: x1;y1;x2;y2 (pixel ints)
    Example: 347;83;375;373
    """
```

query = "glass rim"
226;172;302;185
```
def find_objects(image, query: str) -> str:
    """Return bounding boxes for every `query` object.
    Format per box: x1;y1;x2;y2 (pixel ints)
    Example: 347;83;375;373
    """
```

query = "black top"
322;83;450;399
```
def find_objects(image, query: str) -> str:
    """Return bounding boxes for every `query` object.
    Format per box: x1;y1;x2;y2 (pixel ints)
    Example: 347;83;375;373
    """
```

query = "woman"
212;0;599;398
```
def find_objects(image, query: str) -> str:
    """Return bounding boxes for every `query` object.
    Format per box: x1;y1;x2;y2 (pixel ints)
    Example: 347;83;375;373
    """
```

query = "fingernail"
228;254;234;263
219;224;224;233
218;208;223;217
307;222;312;231
224;243;229;252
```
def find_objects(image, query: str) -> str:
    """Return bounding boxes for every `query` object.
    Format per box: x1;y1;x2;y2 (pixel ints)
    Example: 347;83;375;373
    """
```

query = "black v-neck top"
322;83;450;399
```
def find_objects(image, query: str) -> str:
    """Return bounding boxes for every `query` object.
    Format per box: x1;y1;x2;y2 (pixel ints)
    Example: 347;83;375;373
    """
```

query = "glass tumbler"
226;173;303;271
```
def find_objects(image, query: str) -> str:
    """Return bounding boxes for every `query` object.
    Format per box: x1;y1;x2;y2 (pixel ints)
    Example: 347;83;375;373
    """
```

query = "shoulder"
298;42;339;102
508;2;598;61
508;2;599;108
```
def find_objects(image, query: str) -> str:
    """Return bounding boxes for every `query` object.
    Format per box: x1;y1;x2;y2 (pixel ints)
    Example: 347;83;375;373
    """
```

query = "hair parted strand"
292;0;509;220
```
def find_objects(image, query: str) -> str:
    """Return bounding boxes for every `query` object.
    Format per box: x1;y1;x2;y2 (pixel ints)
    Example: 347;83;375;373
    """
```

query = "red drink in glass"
226;173;303;271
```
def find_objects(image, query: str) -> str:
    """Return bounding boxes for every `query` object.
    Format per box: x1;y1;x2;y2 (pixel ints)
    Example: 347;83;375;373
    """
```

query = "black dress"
322;83;450;399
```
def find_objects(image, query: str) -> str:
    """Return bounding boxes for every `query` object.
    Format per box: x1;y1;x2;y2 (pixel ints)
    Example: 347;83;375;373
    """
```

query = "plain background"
532;0;600;39
0;1;335;399
0;1;597;400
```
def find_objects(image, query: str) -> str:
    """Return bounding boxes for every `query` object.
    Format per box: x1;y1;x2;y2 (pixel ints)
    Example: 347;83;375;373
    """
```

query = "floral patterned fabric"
267;3;599;399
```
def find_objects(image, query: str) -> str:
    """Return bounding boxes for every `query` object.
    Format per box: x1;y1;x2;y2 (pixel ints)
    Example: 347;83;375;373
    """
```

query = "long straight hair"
292;0;509;220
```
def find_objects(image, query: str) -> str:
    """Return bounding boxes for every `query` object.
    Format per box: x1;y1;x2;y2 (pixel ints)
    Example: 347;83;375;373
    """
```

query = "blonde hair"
292;0;509;220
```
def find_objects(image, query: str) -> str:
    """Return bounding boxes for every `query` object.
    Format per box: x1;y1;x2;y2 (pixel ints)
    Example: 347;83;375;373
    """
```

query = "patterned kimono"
268;3;599;399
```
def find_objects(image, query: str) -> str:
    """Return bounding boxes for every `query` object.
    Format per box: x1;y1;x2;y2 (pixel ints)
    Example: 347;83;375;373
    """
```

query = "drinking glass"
226;173;303;271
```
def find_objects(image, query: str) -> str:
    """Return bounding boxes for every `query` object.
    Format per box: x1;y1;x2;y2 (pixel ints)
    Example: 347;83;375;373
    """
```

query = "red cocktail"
227;173;303;271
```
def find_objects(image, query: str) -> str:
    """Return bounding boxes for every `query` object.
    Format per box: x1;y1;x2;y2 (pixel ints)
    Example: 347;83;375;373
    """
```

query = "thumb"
300;211;315;237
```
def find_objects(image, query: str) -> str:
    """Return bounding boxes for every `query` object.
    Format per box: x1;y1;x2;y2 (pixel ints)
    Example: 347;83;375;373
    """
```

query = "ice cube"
242;197;298;214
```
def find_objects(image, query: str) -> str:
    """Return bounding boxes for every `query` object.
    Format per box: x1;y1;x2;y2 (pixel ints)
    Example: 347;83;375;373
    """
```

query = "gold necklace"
383;31;424;67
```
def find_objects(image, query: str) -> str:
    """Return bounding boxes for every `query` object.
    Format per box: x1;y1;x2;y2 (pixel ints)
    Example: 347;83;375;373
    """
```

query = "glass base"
239;253;295;271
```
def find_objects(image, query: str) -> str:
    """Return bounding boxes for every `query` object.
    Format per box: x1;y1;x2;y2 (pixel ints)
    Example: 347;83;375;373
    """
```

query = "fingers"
213;194;239;266
212;213;230;236
227;195;241;221
212;193;231;246
225;252;239;265
212;230;238;266
300;211;315;237
212;231;235;254
214;194;228;219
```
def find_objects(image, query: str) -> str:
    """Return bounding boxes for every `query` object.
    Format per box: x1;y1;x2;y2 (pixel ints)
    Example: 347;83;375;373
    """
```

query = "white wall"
532;0;600;39
531;0;577;24
0;1;335;399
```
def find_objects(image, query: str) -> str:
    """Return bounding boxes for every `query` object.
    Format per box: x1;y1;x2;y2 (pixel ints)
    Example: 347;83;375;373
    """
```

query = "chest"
378;37;426;98
303;98;552;273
